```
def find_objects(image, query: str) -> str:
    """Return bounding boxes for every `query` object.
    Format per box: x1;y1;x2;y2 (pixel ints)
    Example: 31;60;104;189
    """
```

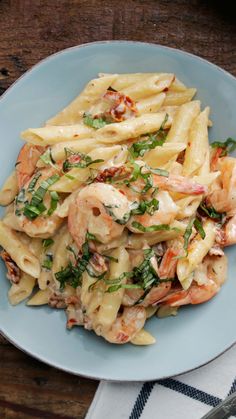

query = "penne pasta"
177;220;216;289
166;100;200;144
8;273;36;305
50;145;124;193
27;288;50;305
0;171;18;206
21;124;94;146
46;75;118;125
95;112;172;143
96;247;130;329
143;142;186;167
38;138;102;165
136;92;166;115
121;74;174;101
163;88;197;106
0;221;40;278
130;329;156;345
183;107;210;176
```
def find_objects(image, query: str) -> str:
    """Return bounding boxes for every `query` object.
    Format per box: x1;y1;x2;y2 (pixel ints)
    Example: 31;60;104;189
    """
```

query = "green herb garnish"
28;173;42;193
211;138;236;156
129;114;168;158
106;248;174;294
56;241;92;289
194;218;206;239
40;148;56;166
130;198;159;216
131;221;180;233
83;113;108;129
15;188;26;204
63;149;104;172
183;218;194;254
199;202;225;221
42;238;54;250
23;203;47;220
86;232;99;241
42;254;53;270
23;174;60;220
48;191;59;216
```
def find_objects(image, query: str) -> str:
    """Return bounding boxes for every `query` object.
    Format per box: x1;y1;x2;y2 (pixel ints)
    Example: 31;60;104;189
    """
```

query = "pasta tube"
122;74;174;101
96;247;130;330
166;100;200;144
183;107;210;176
8;273;36;305
0;171;18;206
46;74;118;125
21;124;94;146
177;220;216;289
95;112;172;143
130;329;156;345
0;221;40;278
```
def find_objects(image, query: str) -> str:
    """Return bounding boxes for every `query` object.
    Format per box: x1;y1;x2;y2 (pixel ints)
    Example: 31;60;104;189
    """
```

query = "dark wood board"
0;0;235;417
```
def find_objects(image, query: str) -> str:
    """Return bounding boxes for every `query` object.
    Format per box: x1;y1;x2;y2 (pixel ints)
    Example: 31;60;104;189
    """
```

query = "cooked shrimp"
120;169;206;201
15;167;63;238
128;191;179;232
122;248;171;307
142;282;172;306
100;306;146;344
103;90;137;122
158;248;179;279
16;144;44;189
207;157;236;214
223;215;236;246
152;173;207;195
159;255;227;307
68;183;131;250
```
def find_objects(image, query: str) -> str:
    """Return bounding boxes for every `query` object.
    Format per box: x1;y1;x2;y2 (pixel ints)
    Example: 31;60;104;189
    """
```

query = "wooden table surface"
0;1;235;418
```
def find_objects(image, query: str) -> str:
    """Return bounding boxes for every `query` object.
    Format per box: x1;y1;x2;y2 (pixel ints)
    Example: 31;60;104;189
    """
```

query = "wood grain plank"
0;343;97;418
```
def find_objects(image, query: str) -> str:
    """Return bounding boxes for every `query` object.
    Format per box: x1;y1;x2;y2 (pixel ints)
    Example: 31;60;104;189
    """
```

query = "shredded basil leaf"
104;248;176;295
86;232;99;241
40;148;56;166
107;283;142;293
199;202;225;221
211;138;236;156
42;238;54;249
63;149;104;171
194;218;206;239
28;173;41;193
131;221;180;233
42;254;53;270
55;241;92;289
145;165;169;177
15;188;26;204
48;191;59;216
83;113;108;129
130;198;159;216
183;219;194;254
23;203;47;220
23;174;60;220
129;114;168;158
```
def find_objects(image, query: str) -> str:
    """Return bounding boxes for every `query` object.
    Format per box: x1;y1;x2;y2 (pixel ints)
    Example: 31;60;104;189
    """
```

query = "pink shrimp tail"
158;248;179;279
154;174;207;195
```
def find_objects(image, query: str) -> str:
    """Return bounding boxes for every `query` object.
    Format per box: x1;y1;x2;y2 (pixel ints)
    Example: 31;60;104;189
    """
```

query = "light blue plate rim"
1;40;236;104
0;40;236;381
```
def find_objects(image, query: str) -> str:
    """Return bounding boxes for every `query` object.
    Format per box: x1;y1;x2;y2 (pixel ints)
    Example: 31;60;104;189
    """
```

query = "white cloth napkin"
86;344;236;419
